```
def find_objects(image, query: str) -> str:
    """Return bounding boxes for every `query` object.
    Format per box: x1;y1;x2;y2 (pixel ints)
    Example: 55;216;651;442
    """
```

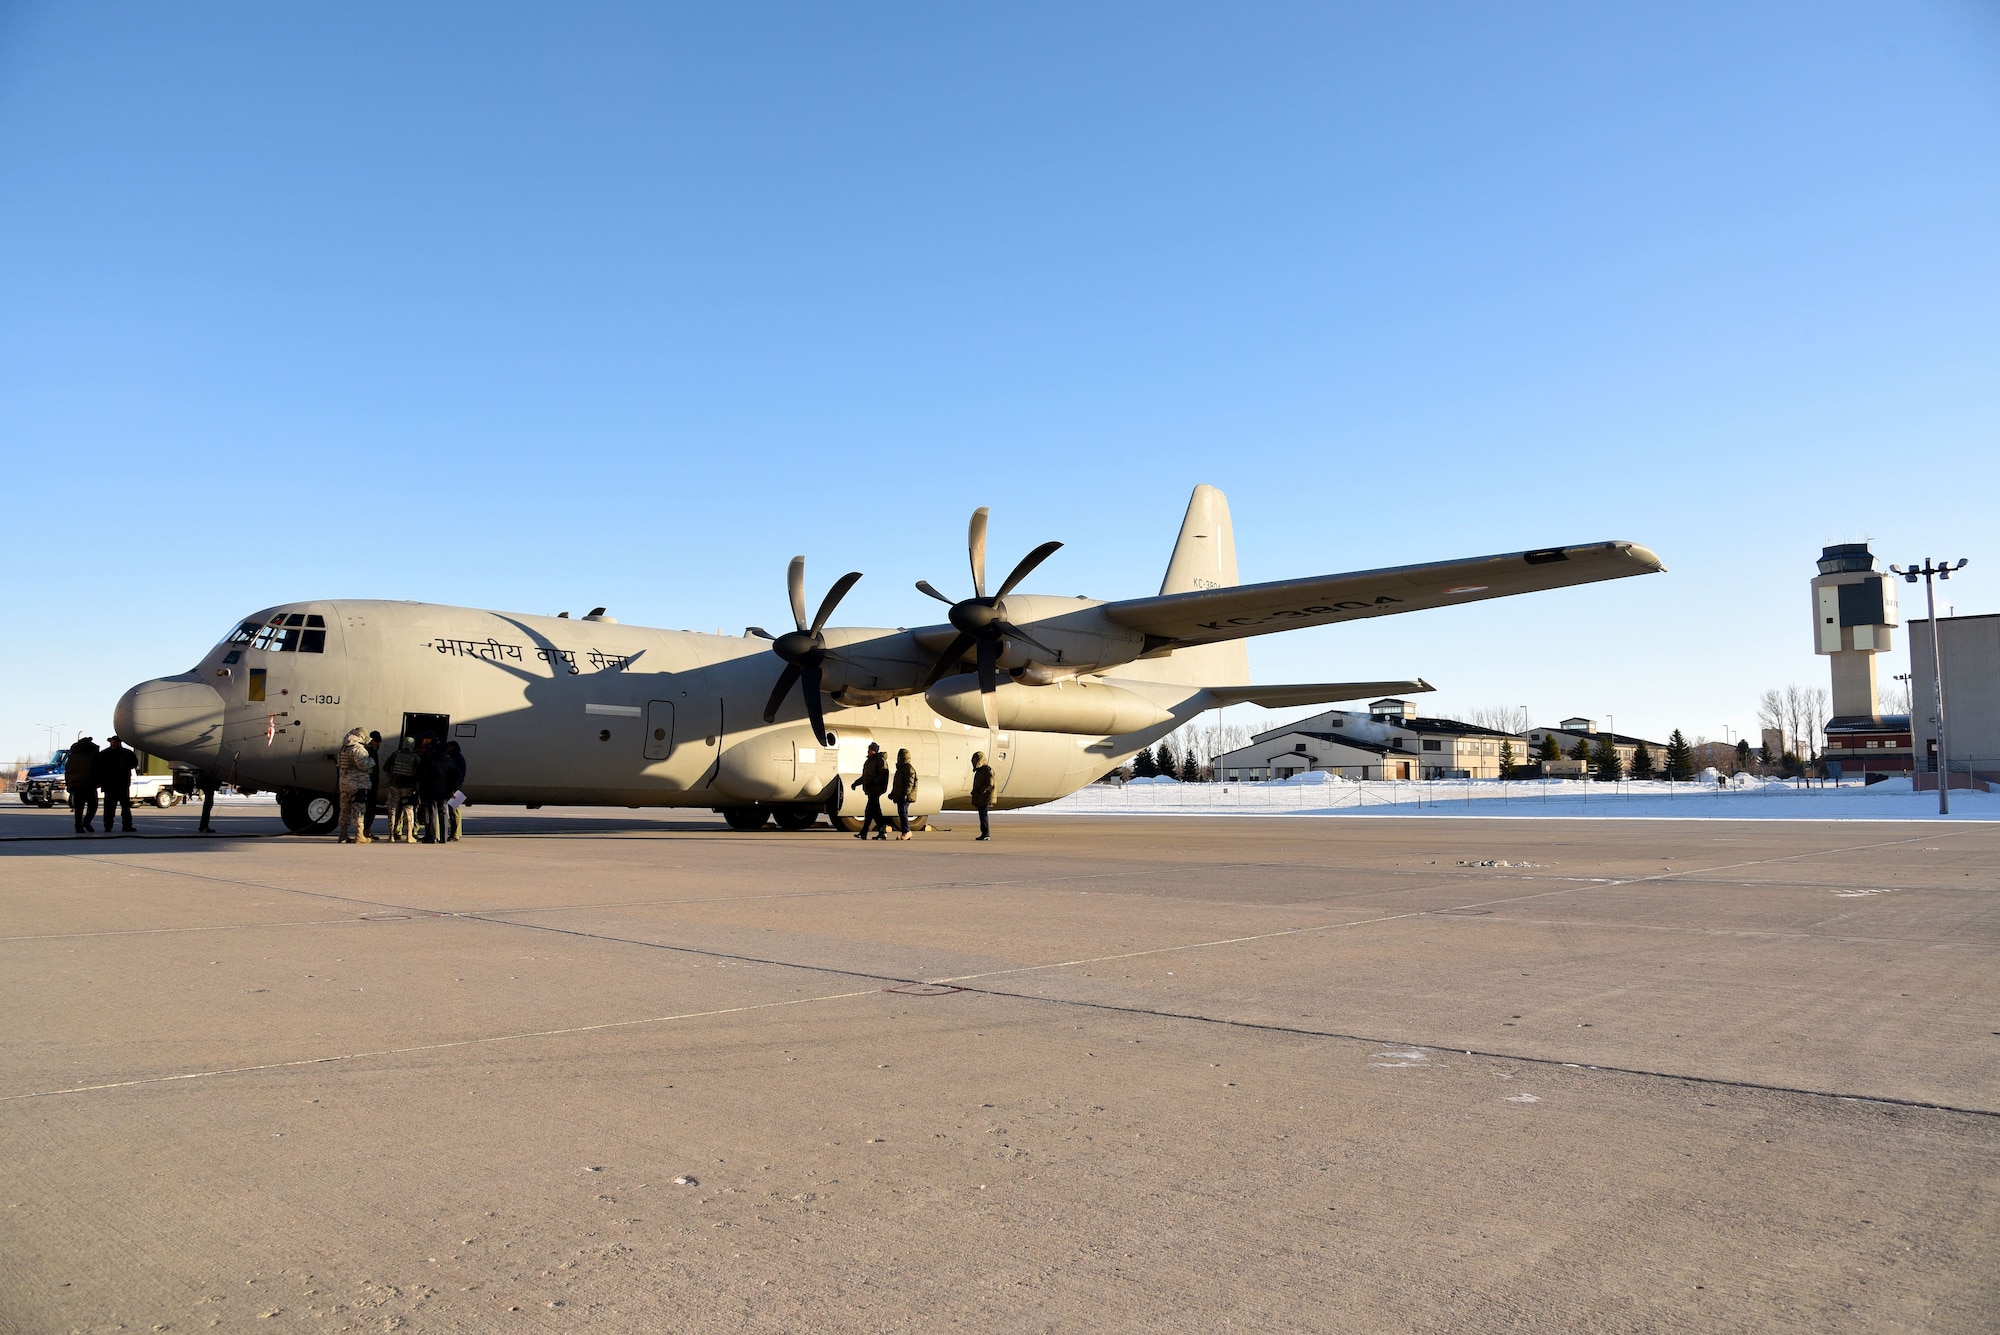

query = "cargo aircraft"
114;486;1663;834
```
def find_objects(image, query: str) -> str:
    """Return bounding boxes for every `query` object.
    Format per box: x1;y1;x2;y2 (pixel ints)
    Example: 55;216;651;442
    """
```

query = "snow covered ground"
1037;773;2000;821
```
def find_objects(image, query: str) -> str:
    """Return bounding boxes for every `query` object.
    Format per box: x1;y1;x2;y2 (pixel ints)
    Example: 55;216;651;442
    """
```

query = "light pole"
1890;558;1969;815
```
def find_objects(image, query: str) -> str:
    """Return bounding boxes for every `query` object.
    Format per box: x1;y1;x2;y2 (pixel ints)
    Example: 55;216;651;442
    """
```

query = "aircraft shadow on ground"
0;808;755;856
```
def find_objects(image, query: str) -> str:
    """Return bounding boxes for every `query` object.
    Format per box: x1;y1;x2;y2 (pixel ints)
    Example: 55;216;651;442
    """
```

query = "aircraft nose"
115;676;226;763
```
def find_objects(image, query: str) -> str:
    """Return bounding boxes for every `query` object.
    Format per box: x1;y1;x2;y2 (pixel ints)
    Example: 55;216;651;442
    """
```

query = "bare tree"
1756;689;1787;751
1880;676;1912;715
1459;705;1530;735
1803;687;1828;759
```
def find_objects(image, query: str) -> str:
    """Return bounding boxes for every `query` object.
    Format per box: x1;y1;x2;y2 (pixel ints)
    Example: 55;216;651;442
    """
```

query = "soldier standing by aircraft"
382;737;422;842
97;736;138;834
65;737;99;835
361;731;383;840
970;752;994;841
891;747;918;841
852;743;892;840
417;736;454;843
195;769;219;835
335;727;375;844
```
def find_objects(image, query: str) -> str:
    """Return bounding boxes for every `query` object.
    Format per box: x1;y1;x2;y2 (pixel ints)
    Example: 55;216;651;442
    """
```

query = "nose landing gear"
277;788;338;835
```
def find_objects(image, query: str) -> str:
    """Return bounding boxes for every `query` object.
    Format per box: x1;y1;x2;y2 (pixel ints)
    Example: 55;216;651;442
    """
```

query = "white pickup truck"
16;748;187;807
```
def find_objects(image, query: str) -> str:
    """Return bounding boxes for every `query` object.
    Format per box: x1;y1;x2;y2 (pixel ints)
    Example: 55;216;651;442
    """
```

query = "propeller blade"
745;626;775;640
915;580;956;605
976;637;1000;697
978;639;1001;752
994;540;1063;599
762;662;802;724
810;570;863;634
801;662;830;746
787;556;809;633
995;620;1056;657
968;507;989;599
922;632;976;688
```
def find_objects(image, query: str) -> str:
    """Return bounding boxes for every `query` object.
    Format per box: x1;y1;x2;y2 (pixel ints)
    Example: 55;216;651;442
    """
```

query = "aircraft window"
225;621;260;646
248;613;327;652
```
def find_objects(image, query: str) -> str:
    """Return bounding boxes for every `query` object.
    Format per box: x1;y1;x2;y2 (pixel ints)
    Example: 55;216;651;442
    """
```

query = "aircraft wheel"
279;789;339;835
771;805;819;831
831;815;864;833
721;806;770;831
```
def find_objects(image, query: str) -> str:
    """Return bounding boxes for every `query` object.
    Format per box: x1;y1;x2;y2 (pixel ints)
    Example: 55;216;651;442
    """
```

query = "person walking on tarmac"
65;736;100;834
97;736;139;834
970;751;995;841
195;769;220;835
851;742;893;841
443;740;469;841
382;736;423;842
335;726;375;844
890;747;918;841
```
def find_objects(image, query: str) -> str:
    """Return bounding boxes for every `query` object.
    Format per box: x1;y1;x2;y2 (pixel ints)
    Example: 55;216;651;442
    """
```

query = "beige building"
1526;718;1664;773
1213;699;1524;781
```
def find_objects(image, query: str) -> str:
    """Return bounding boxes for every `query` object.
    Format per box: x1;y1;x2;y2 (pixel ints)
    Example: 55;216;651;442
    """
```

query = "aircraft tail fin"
1124;485;1248;689
1160;483;1240;596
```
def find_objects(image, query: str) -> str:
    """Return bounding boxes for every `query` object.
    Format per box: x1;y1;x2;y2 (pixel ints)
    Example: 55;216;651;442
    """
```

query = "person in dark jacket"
362;731;384;840
444;740;468;841
890;748;918;841
417;736;454;844
97;735;139;834
64;737;100;834
850;743;892;840
970;751;995;841
195;768;220;835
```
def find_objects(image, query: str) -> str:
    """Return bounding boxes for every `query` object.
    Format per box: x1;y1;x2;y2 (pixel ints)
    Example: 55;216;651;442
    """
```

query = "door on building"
402;712;452;747
644;701;675;761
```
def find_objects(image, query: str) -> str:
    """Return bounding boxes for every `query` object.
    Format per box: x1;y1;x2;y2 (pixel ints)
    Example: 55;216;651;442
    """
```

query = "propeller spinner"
760;556;862;746
916;506;1063;741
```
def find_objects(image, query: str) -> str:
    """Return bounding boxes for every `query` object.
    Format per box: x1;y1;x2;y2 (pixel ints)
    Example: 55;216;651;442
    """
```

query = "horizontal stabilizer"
1205;680;1434;710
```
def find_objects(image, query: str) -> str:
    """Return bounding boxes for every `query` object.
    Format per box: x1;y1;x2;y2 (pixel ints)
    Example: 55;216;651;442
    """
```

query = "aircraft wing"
1202;680;1434;710
1102;540;1663;648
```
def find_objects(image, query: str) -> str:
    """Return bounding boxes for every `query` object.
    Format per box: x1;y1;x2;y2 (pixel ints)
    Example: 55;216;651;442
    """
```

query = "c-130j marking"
115;485;1663;834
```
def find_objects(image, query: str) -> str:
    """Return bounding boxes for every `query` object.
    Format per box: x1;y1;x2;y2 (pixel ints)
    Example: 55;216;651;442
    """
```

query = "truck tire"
153;790;178;808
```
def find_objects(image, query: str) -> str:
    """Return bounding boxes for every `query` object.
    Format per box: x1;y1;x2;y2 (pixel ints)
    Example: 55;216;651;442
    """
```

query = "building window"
1422;739;1442;752
1295;743;1307;753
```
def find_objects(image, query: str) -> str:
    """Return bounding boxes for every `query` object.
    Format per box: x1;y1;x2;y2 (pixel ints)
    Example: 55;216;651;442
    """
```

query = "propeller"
761;556;863;746
916;506;1063;743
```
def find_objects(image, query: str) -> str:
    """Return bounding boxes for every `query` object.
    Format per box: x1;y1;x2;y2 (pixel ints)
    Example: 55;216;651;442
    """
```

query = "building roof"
1397;717;1520;739
1826;714;1912;733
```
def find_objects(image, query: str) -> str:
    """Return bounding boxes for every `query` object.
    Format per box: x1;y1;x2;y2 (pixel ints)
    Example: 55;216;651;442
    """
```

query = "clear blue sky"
3;2;1996;761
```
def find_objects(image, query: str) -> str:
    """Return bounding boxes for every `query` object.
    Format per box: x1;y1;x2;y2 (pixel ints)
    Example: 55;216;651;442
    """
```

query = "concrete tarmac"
2;802;1996;1332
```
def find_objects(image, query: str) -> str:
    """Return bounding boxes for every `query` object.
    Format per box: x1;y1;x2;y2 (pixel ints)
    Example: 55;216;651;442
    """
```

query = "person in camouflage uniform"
335;726;376;844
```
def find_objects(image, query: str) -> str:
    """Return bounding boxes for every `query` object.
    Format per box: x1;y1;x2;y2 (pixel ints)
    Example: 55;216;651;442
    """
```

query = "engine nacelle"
924;674;1172;736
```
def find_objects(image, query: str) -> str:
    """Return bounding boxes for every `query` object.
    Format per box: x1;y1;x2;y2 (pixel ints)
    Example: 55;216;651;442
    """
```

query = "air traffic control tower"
1811;542;1912;776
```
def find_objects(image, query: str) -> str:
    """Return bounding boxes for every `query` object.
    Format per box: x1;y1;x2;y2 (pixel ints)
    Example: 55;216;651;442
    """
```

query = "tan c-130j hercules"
114;485;1663;834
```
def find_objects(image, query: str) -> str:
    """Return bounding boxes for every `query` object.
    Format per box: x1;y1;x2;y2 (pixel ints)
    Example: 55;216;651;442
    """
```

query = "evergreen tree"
1664;729;1695;782
1497;740;1516;779
1537;734;1560;763
1629;741;1656;780
1180;754;1202;783
1133;746;1158;779
1591;736;1624;782
1568;736;1592;763
1735;739;1752;773
1155;741;1176;778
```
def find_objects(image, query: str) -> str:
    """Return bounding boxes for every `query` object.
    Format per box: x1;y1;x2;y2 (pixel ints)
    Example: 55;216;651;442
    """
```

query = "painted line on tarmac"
0;987;884;1104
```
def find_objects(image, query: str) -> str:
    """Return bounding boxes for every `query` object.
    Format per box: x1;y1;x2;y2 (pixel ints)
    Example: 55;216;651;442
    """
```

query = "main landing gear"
277;788;338;835
718;804;826;832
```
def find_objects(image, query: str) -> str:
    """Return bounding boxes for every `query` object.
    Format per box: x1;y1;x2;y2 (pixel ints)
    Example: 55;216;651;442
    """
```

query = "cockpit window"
241;613;327;653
